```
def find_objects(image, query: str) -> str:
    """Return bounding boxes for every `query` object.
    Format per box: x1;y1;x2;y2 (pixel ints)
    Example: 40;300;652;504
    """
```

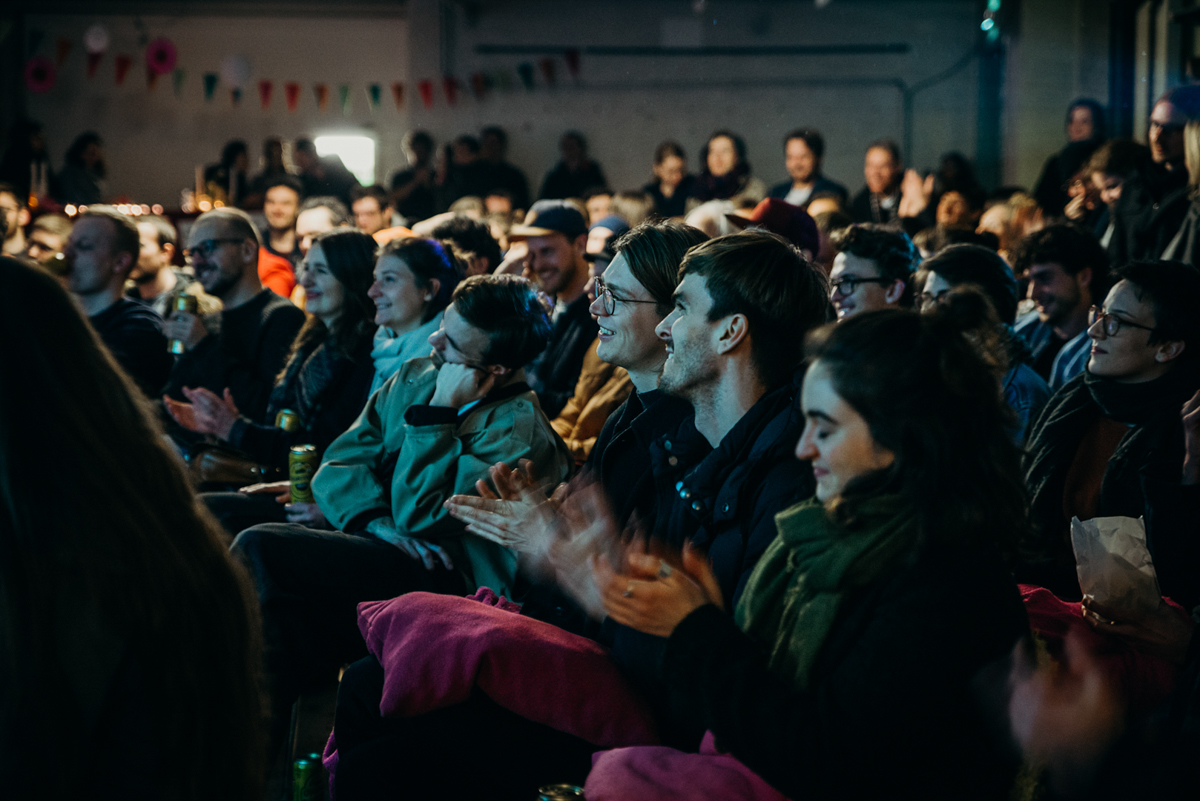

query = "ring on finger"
658;561;673;579
622;582;635;598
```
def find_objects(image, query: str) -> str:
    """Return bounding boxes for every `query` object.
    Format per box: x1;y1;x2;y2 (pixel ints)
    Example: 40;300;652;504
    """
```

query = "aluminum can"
275;408;302;432
289;445;318;504
292;757;318;801
168;294;199;354
537;785;586;800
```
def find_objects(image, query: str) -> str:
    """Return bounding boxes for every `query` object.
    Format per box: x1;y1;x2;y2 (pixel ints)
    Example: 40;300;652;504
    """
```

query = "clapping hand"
162;386;240;440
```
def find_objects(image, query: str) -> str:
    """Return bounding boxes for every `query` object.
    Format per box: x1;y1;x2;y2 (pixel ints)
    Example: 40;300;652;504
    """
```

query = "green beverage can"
168;294;199;354
289;444;318;504
292;757;318;801
537;785;586;800
275;408;301;432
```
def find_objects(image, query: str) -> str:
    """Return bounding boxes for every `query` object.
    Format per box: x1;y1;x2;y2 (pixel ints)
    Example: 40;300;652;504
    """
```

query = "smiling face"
429;304;493;368
706;136;738;178
298;243;345;327
185;217;252;299
656;273;720;400
864;147;900;195
590;253;667;378
796;359;896;503
1087;279;1181;383
1091;172;1124;209
1149;101;1186;165
829;251;900;320
1067;105;1095;143
525;232;584;296
785;137;818;184
264;185;300;231
369;254;432;333
1026;261;1090;327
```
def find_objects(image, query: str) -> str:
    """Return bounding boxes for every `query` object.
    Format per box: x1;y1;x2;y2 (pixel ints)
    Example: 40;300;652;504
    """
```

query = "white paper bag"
1070;515;1162;617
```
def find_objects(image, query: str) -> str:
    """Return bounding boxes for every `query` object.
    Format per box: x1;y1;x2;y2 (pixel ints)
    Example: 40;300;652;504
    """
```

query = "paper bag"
1070;515;1162;616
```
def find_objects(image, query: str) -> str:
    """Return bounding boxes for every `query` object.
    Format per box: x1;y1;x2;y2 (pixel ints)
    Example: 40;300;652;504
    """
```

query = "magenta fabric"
355;589;659;747
586;731;791;801
1019;584;1184;715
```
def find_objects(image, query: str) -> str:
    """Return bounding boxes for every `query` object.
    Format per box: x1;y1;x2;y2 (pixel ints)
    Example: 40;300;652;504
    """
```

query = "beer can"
537;785;586;800
275;408;302;432
291;757;318;801
289;444;319;504
168;293;199;354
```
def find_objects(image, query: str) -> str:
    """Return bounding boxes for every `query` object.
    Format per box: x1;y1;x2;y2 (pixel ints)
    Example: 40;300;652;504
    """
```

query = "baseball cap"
509;200;588;241
726;198;820;255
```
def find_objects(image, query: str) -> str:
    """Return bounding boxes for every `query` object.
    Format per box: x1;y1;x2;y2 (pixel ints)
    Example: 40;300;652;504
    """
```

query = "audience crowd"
6;86;1200;801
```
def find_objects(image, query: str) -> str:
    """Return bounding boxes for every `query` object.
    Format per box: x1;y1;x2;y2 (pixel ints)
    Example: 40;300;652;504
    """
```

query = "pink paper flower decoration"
24;57;56;94
146;38;178;76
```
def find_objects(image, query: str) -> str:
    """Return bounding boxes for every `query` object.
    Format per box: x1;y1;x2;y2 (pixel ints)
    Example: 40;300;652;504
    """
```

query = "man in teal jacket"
231;274;572;758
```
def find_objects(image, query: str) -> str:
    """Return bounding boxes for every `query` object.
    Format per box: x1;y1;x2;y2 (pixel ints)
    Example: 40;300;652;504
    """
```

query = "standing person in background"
243;137;291;210
692;130;765;204
204;139;250;208
849;139;904;225
1034;98;1107;218
293;137;360;209
0;256;265;801
1108;86;1200;264
1162;120;1200;268
261;175;304;270
350;184;393;236
58;131;106;206
644;141;695;219
0;118;57;205
768;128;848;210
539;131;607;201
64;206;172;396
1065;140;1151;248
391;130;438;225
479;126;530;212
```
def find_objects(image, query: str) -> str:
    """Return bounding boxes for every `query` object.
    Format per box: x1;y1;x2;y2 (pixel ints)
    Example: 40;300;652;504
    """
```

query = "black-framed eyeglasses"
183;238;244;261
1149;120;1185;136
829;275;891;298
595;277;658;316
1088;305;1157;337
918;289;950;311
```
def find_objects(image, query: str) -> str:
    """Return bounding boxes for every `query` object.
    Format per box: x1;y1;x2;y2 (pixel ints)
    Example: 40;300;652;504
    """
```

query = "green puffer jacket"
313;356;572;597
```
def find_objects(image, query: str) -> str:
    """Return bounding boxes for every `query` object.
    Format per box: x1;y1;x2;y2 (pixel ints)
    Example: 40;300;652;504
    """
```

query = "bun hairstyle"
804;304;1027;552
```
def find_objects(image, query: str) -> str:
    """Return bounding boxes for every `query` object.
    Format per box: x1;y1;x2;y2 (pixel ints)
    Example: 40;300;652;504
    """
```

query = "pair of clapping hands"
444;462;726;638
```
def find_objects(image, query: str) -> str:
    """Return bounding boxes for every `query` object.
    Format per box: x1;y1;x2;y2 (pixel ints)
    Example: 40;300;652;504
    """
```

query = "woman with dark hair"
584;298;1030;800
58;130;106;205
1035;98;1108;217
643;140;695;218
168;229;381;533
369;236;461;393
692;130;766;204
0;256;264;799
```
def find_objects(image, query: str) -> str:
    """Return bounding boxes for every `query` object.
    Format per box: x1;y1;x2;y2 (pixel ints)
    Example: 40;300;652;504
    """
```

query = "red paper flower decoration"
145;38;177;76
24;57;56;94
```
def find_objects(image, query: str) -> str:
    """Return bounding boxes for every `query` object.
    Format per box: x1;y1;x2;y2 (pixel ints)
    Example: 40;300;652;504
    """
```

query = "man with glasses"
1109;86;1200;264
826;223;916;320
161;208;305;450
1012;224;1108;390
0;182;30;256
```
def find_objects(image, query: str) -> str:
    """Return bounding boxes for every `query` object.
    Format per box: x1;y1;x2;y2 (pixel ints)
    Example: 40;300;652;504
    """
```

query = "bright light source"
315;134;377;186
981;18;995;31
64;204;77;216
151;204;164;214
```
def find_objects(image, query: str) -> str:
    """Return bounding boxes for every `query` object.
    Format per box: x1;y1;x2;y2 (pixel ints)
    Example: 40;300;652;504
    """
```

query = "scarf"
370;313;443;395
734;495;918;690
1024;366;1199;562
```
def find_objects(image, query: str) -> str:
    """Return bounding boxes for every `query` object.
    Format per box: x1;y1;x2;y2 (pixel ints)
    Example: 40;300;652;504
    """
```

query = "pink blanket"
1019;584;1183;715
586;731;791;801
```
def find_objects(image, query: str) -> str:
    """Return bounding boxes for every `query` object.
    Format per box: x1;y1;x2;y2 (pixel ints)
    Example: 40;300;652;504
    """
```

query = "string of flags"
20;23;584;112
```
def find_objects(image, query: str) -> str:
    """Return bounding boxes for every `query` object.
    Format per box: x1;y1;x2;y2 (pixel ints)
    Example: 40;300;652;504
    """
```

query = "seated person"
827;223;917;320
230;273;574;758
0;257;263;799
162;208;306;453
509;200;599;417
24;212;72;269
1022;259;1200;607
128;214;221;318
369;237;462;394
584;302;1029;800
917;243;1052;443
329;230;834;799
63;206;173;396
429;213;503;276
165;230;381;536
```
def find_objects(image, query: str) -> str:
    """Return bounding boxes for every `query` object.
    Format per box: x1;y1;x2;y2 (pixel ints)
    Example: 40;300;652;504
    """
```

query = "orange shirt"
258;247;296;299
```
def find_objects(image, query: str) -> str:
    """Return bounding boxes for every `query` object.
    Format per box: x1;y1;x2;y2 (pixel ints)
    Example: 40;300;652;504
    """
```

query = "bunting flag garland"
539;58;556;87
418;80;434;109
366;83;381;112
391;82;404;110
517;62;535;91
203;73;219;101
24;57;56;94
147;67;159;90
56;38;72;67
231;87;243;106
115;54;133;85
259;80;273;110
173;68;186;97
564;49;581;80
339;84;352;115
442;75;458;106
285;82;301;112
87;52;103;78
314;83;329;112
470;72;487;102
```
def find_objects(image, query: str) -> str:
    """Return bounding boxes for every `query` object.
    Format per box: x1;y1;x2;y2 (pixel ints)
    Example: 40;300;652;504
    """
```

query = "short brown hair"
679;229;832;388
79;205;140;266
451;274;552;369
611;220;709;315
